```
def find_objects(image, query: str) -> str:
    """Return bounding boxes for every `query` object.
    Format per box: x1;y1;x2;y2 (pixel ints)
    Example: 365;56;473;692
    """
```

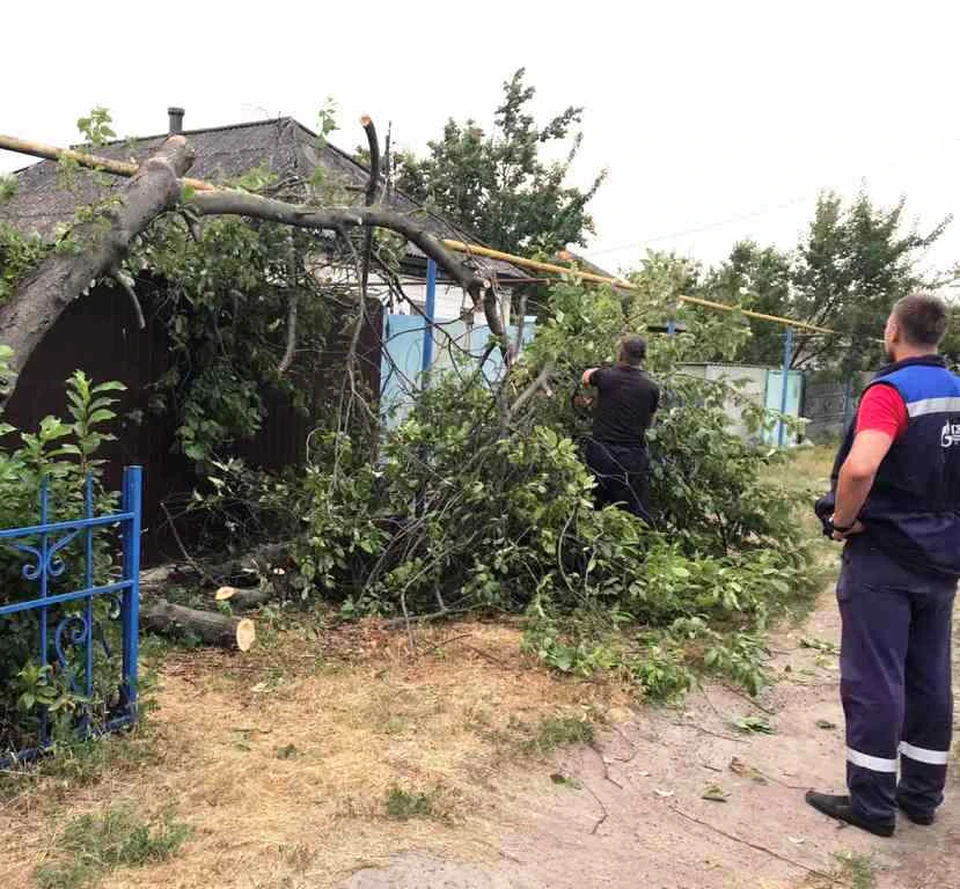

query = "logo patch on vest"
942;419;960;448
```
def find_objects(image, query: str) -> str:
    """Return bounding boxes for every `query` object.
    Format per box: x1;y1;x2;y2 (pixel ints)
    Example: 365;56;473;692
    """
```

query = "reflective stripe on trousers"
838;538;956;824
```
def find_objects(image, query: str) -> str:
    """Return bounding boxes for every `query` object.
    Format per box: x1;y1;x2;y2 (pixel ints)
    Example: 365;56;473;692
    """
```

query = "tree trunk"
141;598;256;651
1;137;195;384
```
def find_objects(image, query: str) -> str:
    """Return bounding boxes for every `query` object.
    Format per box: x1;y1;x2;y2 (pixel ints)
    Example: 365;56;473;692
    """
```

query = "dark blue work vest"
819;355;960;579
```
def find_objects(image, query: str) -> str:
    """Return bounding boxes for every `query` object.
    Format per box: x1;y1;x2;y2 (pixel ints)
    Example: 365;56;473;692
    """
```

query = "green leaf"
86;409;117;426
701;783;729;802
731;716;775;735
91;380;127;394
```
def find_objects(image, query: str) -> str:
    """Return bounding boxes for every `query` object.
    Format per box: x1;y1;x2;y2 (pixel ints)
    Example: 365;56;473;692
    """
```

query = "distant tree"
941;301;960;369
703;192;951;374
395;69;605;257
700;241;794;366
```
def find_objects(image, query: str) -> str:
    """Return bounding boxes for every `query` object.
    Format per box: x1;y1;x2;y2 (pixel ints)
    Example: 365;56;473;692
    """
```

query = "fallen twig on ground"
581;781;609;835
724;685;776;715
590;742;624;789
670;720;747;744
668;805;837;882
381;608;470;628
423;633;475;656
606;724;639;763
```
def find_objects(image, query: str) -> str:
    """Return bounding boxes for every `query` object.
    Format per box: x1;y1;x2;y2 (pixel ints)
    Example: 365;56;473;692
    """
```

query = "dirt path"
343;593;960;889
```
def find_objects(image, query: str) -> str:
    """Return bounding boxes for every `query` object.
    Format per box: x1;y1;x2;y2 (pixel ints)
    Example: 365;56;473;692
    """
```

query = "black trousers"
582;439;652;524
838;538;957;824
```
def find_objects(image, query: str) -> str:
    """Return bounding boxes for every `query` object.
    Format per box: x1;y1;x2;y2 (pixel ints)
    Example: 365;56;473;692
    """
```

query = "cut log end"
213;585;273;610
236;618;256;653
142;598;257;653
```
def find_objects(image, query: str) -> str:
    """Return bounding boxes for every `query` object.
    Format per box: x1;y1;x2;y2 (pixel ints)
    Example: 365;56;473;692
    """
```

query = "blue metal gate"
0;466;142;764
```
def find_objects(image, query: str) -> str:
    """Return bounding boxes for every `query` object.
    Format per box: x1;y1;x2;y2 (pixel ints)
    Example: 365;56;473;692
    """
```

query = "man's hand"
832;519;866;541
581;368;599;387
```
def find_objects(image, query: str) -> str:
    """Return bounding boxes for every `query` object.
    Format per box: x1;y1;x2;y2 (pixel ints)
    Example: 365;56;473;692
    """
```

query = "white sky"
3;0;958;281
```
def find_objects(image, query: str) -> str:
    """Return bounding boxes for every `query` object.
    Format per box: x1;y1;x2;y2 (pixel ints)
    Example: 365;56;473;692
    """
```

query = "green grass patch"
832;851;876;889
35;804;191;889
0;730;158;804
522;715;595;755
385;788;434;820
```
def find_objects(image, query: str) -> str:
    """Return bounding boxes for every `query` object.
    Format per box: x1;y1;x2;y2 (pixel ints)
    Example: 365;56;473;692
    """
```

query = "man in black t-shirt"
580;335;660;522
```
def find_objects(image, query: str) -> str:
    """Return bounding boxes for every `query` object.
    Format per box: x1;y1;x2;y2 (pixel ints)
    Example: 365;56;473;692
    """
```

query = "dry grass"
0;621;630;889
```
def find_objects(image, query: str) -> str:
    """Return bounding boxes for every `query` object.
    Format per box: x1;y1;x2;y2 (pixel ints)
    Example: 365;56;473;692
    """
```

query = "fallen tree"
0;111;820;712
0;128;508;399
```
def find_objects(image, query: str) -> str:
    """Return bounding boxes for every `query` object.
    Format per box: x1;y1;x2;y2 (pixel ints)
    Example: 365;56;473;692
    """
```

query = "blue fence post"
666;320;677;335
120;466;142;719
38;478;50;746
422;258;438;375
778;327;795;446
82;474;95;738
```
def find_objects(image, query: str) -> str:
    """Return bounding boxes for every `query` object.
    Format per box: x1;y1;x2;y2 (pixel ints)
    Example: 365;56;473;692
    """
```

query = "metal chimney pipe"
168;107;185;135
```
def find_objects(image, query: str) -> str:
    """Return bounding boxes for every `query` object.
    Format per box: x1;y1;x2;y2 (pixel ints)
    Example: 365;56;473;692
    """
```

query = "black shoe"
805;791;895;837
897;799;935;826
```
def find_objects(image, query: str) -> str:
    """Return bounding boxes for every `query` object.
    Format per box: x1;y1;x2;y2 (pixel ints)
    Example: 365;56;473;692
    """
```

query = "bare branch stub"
359;115;382;302
277;234;299;376
110;268;145;330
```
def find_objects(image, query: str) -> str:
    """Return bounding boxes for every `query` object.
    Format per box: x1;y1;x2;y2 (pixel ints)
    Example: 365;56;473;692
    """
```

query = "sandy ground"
343;596;960;889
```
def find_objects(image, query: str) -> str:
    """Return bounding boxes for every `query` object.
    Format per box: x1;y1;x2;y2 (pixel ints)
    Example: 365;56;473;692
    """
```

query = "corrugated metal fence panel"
801;372;872;442
4;285;191;563
5;286;384;563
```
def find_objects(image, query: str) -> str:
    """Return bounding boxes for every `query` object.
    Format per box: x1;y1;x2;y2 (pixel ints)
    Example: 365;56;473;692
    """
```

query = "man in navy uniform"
808;293;960;836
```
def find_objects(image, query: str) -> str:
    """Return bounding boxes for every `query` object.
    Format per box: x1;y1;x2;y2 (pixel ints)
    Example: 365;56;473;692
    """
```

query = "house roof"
0;116;523;281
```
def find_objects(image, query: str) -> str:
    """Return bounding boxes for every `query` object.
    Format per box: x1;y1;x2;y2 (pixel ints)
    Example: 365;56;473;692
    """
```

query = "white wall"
679;364;768;440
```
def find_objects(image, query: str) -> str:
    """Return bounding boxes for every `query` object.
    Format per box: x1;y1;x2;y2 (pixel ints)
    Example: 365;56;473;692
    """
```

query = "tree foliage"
396;69;605;256
197;256;818;701
0;358;127;752
701;191;952;374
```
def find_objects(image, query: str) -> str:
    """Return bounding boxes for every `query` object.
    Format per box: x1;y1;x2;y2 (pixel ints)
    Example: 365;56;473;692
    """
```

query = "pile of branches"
0;119;819;706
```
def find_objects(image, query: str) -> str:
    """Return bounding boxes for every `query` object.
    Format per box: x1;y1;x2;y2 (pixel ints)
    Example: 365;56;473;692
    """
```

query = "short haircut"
892;293;948;347
620;335;647;366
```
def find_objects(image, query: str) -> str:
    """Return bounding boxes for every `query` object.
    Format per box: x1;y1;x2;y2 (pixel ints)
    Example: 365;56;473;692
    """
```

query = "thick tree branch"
507;361;554;423
0;129;514;400
361;115;381;206
1;136;194;388
190;190;505;341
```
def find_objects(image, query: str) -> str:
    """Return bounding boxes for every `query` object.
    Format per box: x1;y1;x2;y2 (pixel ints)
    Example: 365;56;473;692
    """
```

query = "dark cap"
620;335;647;366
